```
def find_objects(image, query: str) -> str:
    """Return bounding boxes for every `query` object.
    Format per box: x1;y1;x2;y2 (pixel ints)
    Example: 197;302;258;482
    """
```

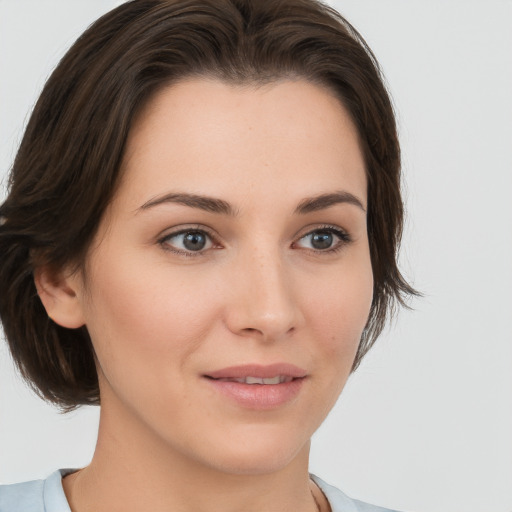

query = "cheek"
81;256;224;375
299;257;373;421
307;256;373;361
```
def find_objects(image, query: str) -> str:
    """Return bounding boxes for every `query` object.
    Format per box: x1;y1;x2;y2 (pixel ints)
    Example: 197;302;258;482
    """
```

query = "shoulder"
0;479;45;512
311;475;401;512
1;471;400;512
0;470;72;512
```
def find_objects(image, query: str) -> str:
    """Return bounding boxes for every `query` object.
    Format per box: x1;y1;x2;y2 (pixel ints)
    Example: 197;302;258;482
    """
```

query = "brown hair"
0;0;416;409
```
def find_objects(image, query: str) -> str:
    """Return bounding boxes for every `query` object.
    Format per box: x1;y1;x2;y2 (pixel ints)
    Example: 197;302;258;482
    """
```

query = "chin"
189;424;312;476
207;448;308;476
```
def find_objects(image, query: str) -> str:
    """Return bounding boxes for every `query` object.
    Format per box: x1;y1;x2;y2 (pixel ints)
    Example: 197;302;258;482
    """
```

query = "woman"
0;1;416;511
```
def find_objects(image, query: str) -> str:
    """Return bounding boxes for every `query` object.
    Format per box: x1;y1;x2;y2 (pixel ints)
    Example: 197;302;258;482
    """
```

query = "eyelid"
157;224;221;256
293;223;350;240
292;224;352;252
156;223;352;257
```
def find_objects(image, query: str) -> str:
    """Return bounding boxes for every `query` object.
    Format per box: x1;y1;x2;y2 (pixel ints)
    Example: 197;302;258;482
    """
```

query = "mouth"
204;363;307;382
209;375;295;385
203;364;307;409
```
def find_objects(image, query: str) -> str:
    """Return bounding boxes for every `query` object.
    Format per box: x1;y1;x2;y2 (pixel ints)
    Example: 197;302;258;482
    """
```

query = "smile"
204;364;307;409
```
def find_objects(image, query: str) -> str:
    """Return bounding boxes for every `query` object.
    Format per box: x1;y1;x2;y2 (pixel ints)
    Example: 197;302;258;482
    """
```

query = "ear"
34;265;86;329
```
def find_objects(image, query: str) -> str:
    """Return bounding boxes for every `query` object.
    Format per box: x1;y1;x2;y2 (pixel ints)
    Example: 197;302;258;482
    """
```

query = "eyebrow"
295;191;366;214
138;193;237;216
137;190;365;216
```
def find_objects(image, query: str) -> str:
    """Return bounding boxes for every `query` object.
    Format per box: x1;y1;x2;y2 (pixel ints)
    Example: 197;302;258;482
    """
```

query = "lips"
205;363;307;381
203;364;307;409
215;376;294;384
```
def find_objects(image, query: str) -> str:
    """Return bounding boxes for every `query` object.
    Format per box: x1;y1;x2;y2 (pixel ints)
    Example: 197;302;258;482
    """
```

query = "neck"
63;400;324;512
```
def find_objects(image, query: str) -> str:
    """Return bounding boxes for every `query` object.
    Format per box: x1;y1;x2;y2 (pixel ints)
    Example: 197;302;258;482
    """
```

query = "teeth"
219;376;292;384
247;376;280;385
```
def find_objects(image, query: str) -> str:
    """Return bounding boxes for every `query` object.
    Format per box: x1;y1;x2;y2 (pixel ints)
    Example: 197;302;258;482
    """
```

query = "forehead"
118;78;367;210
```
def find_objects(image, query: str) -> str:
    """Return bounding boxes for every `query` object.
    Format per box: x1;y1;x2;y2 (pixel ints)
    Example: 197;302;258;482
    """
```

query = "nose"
224;247;303;342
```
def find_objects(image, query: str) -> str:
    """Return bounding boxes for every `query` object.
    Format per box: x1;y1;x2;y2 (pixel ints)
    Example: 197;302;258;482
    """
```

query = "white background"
1;1;511;511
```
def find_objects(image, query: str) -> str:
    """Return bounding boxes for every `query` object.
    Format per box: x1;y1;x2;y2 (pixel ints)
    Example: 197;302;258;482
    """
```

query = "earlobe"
34;266;86;329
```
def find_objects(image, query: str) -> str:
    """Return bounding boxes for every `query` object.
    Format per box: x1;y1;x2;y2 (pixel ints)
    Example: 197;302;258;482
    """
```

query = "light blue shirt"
0;470;399;512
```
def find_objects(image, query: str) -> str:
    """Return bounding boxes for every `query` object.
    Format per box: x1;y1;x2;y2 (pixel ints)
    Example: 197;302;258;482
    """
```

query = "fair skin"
37;78;372;512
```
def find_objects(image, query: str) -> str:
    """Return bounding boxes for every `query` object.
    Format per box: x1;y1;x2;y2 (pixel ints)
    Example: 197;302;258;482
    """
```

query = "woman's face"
71;79;372;474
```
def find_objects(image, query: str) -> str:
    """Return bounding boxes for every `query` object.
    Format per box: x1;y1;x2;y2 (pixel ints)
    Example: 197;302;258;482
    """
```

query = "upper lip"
205;363;307;380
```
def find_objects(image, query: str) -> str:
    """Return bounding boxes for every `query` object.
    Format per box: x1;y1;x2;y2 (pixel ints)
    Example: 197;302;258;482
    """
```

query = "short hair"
0;0;417;409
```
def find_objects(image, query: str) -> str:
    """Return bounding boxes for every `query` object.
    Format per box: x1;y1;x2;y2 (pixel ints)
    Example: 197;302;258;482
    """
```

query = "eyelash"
294;225;351;255
158;225;219;257
157;224;351;257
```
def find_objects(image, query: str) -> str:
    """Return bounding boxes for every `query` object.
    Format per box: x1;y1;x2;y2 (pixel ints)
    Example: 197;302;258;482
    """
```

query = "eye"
294;227;350;252
159;229;215;255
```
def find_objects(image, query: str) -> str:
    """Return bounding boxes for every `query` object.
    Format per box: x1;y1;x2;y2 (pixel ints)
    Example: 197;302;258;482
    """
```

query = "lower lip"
205;378;305;410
